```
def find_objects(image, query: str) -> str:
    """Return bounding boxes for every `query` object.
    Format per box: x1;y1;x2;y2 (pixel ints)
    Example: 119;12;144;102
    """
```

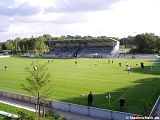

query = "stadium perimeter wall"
0;90;136;120
150;96;160;119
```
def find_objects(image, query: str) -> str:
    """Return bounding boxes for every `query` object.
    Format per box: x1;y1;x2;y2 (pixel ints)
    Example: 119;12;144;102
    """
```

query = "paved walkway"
0;97;103;120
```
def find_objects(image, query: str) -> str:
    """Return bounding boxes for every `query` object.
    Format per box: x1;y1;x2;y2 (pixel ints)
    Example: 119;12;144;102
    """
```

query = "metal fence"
0;90;135;120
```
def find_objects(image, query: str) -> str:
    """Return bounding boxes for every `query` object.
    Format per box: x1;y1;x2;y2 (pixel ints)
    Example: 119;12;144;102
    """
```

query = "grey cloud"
45;0;122;13
8;12;87;25
0;2;40;16
0;17;10;32
0;0;13;6
0;24;9;32
51;13;87;24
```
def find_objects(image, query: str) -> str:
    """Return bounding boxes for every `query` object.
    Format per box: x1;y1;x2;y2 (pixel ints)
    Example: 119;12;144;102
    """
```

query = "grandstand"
43;38;120;58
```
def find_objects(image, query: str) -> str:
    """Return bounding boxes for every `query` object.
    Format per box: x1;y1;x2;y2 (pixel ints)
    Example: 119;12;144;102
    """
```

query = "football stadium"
0;37;160;120
1;0;160;119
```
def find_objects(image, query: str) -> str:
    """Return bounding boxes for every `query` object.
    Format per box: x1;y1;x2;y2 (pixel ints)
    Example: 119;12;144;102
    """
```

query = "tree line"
1;33;160;54
0;36;49;54
122;33;160;54
0;34;66;54
0;34;118;54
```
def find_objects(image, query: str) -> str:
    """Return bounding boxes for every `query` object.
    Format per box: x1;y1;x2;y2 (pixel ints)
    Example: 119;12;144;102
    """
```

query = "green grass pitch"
0;57;160;115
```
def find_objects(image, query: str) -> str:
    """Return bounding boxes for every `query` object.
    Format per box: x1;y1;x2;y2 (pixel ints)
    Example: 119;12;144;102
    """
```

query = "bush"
16;111;66;120
17;111;36;120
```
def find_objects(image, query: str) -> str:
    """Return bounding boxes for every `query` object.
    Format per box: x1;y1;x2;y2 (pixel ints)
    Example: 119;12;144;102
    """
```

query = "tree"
134;33;158;53
124;36;135;49
2;43;7;50
126;33;160;53
0;43;2;52
43;34;52;41
22;60;52;117
34;37;49;56
5;40;15;53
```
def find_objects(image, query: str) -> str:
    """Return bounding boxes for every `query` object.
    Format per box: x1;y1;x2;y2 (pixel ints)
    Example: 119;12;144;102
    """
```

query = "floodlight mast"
15;34;18;55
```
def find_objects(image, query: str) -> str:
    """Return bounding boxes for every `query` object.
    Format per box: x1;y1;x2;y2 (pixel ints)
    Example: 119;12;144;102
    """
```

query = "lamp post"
15;34;18;55
100;31;102;40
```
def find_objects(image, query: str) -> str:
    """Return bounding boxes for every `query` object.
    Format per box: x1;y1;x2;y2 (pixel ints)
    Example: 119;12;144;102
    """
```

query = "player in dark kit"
112;59;114;64
88;92;93;106
141;62;144;69
4;66;7;71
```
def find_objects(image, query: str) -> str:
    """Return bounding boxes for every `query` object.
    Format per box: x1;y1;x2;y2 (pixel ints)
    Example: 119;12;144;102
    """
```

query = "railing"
0;90;135;120
0;110;18;119
150;96;160;118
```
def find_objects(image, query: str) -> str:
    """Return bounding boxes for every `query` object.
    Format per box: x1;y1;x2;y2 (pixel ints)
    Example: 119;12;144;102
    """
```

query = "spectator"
119;97;125;111
88;92;93;106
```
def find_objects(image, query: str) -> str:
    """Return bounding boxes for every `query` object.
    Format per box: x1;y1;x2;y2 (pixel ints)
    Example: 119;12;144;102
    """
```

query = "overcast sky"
0;0;160;41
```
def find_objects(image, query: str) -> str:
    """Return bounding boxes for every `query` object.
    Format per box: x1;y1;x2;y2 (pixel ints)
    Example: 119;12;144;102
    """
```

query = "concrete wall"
50;100;135;120
0;90;135;120
0;90;51;107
